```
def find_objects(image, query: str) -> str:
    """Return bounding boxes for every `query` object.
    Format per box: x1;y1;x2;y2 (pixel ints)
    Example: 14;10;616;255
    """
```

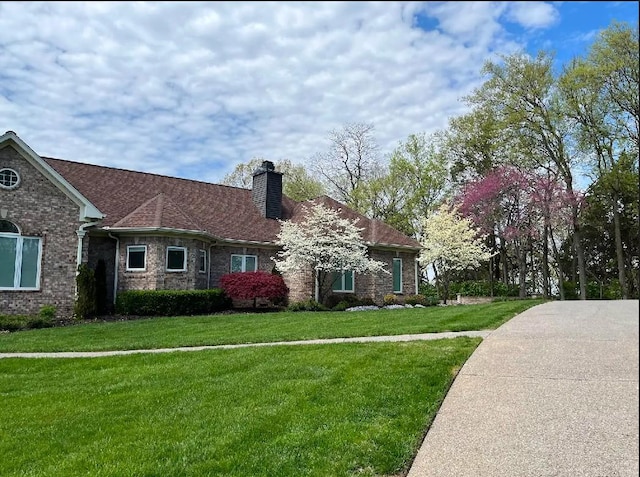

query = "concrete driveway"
407;300;639;477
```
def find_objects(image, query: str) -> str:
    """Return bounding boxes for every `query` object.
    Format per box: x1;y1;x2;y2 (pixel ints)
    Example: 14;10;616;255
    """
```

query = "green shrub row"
288;293;439;312
0;305;55;332
448;280;520;298
115;289;231;316
563;280;623;300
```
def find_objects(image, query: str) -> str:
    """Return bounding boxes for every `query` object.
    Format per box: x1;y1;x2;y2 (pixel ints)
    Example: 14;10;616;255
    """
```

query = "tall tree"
311;122;380;211
467;51;590;299
353;133;448;237
558;21;639;298
222;158;325;202
444;105;507;185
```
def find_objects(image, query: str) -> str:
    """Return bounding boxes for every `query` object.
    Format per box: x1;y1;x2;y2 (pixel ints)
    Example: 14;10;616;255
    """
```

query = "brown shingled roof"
43;157;420;249
294;195;421;249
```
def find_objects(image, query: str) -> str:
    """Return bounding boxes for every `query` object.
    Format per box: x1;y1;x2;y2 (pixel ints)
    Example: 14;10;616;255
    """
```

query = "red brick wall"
282;249;419;306
0;144;82;319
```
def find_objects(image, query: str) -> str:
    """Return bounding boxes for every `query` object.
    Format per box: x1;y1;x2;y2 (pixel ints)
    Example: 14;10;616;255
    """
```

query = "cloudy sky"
1;1;637;184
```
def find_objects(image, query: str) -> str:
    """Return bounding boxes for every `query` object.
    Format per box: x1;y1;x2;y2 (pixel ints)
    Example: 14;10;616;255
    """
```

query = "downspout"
415;258;419;295
314;269;319;302
108;233;119;305
208;243;215;289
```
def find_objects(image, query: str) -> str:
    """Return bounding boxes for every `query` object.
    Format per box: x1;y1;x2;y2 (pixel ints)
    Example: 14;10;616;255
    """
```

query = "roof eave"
102;226;218;241
367;242;422;253
101;226;279;247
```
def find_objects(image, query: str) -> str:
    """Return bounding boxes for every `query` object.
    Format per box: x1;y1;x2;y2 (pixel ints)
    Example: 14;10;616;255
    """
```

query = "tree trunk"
549;226;565;300
517;241;527;298
570;201;587;300
501;243;509;285
542;224;550;298
612;196;629;299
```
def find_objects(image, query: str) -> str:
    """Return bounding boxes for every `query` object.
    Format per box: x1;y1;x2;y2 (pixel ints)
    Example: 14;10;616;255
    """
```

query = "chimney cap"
253;160;278;175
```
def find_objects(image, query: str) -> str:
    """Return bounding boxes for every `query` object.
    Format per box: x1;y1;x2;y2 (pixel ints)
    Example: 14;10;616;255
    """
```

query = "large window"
166;246;187;271
0;221;42;290
393;258;403;294
198;249;207;274
332;270;354;293
231;254;257;273
126;245;147;271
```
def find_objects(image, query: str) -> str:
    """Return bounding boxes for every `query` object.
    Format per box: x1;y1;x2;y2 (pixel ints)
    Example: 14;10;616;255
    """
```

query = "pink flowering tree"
457;166;539;297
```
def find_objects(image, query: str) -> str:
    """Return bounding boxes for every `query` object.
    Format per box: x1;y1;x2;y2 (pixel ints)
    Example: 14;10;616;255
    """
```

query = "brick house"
1;131;421;319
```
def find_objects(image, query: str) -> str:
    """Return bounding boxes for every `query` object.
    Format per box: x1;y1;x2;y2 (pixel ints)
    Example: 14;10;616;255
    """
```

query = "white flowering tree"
419;204;493;304
273;203;387;304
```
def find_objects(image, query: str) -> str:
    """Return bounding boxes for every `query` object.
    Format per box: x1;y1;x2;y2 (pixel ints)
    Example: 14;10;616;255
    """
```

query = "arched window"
0;220;42;290
0;219;19;233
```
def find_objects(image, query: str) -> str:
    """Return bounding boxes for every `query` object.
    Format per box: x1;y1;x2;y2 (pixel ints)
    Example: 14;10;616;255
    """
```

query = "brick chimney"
252;160;283;219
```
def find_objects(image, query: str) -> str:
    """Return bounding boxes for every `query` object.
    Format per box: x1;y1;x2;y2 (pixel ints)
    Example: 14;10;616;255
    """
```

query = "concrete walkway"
407;300;639;477
0;330;490;358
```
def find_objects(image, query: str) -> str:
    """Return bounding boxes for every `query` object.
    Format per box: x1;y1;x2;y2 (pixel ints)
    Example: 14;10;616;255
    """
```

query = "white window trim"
126;245;147;271
230;254;258;273
198;249;207;274
166;246;188;272
333;270;355;293
393;258;403;294
0;232;42;291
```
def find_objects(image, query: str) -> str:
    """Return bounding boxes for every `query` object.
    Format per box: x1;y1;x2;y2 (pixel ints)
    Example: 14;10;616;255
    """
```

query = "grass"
0;299;545;352
0;338;481;477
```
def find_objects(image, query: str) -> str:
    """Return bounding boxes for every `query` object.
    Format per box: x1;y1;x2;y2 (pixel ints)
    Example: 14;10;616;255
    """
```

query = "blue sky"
0;1;637;185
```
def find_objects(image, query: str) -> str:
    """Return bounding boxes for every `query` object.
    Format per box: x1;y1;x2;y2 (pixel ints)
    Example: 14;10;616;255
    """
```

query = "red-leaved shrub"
219;271;289;308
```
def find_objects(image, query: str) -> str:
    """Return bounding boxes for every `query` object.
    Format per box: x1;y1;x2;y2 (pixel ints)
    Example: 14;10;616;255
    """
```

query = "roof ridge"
154;193;165;227
42;156;254;192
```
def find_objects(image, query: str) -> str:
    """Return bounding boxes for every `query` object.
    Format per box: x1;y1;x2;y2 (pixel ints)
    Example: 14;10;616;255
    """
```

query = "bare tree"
311;122;380;211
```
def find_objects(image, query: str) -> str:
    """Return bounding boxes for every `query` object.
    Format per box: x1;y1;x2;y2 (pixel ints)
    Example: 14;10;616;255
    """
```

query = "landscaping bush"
586;280;623;300
74;263;97;320
219;271;289;308
0;315;28;332
562;281;580;300
115;289;231;316
405;294;428;306
287;300;329;312
419;282;440;306
29;305;56;329
383;293;398;305
325;294;362;311
0;306;55;332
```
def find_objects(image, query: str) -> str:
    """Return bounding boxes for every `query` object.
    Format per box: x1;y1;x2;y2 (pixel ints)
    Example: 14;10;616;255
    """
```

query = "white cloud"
505;1;560;30
0;1;564;183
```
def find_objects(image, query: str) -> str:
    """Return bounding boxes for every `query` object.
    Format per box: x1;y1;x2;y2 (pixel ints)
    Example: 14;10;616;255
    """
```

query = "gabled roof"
42;155;420;250
0;131;103;221
112;193;204;230
44;157;294;243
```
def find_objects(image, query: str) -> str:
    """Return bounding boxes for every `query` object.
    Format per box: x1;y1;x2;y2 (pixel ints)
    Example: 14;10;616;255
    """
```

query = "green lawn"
0;339;481;477
0;299;544;352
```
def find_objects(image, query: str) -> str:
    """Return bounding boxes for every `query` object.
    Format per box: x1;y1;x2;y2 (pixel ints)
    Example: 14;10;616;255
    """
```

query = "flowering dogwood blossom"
419;204;493;303
273;203;387;302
